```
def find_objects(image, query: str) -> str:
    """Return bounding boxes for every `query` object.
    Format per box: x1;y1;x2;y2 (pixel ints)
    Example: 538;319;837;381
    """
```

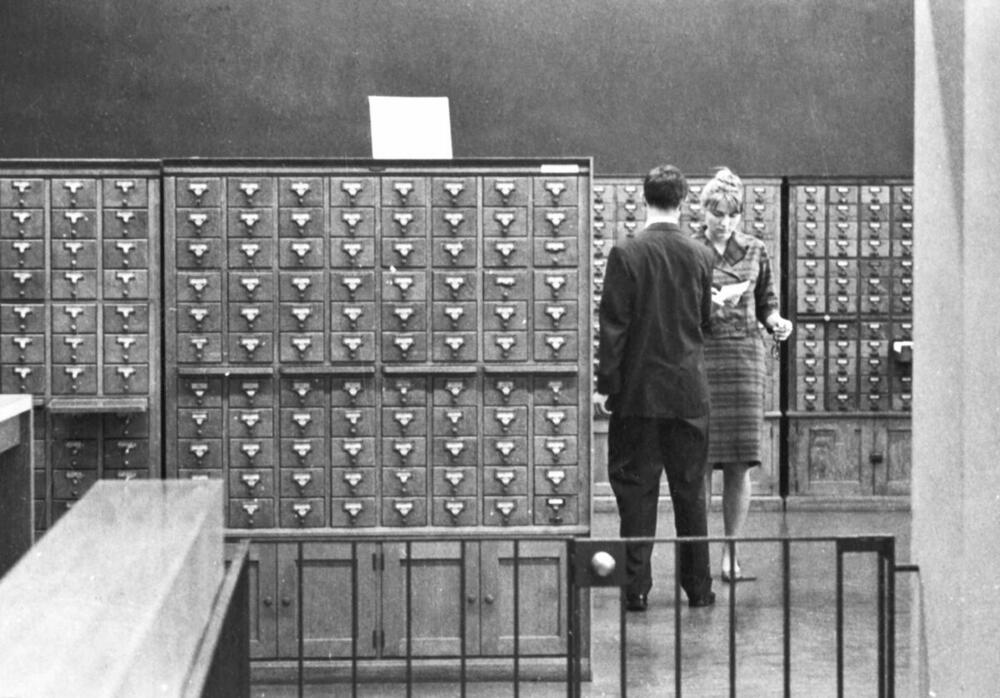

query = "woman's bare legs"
721;462;752;579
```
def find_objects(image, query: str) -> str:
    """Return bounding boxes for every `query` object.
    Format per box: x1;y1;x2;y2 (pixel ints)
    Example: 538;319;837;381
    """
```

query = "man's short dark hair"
643;165;688;211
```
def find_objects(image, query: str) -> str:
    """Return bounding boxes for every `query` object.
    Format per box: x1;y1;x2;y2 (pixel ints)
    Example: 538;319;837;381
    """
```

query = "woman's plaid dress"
695;229;778;466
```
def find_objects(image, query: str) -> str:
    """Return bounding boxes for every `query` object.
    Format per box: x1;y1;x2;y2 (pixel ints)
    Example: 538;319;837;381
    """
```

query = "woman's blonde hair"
699;167;744;216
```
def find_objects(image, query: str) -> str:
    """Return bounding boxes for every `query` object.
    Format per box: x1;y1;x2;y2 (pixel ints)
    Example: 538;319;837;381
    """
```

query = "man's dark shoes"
625;593;648;612
687;591;716;608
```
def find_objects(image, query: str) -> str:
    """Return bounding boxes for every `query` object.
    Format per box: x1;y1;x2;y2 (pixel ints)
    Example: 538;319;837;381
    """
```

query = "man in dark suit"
596;164;716;610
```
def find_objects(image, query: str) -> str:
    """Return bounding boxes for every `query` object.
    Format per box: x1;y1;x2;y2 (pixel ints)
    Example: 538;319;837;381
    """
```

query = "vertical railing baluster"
351;541;358;697
675;540;682;697
297;541;304;698
406;540;412;698
836;542;844;698
513;539;520;697
729;538;737;698
783;539;791;698
878;542;886;698
620;585;627;697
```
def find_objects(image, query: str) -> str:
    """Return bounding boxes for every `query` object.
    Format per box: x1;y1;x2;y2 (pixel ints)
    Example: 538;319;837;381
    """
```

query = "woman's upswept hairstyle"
699;167;744;216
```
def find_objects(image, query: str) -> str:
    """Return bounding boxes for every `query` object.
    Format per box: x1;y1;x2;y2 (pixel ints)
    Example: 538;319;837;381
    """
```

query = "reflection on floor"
255;504;913;697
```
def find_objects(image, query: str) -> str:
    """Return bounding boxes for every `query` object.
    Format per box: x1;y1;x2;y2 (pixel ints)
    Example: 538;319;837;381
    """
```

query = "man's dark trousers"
607;413;712;600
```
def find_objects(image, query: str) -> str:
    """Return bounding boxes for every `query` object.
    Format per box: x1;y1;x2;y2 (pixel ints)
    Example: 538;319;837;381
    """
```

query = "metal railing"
238;533;907;697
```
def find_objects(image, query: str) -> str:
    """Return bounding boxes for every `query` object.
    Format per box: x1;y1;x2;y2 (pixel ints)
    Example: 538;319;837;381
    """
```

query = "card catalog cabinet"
164;160;592;533
166;160;593;670
787;179;913;496
591;176;783;498
0;164;161;533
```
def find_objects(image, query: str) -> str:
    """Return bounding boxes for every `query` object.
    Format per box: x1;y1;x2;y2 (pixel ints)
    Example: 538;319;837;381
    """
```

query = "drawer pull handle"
343;501;364;522
442;181;465;203
444;440;466;459
291;306;313;325
291;242;312;261
393;441;414;461
390;275;413;296
442;278;467;301
494;440;516;460
443;211;465;232
238;182;260;201
188;277;209;296
391;306;413;328
12;210;32;226
494;411;516;431
393;242;414;262
187;182;209;200
341;212;363;234
290;472;312;491
238;307;260;328
445;380;466;400
545;306;567;326
494;470;516;490
392;211;414;233
187;213;208;232
546;469;566;489
546;497;566;523
290;211;311;232
341;336;364;356
545;410;567;430
240;473;261;491
443;241;464;261
545;440;567;460
544;275;566;296
444;500;465;521
443;336;465;356
11;181;32;195
393;336;415;357
493;180;516;203
239;337;261;355
291;337;313;356
393;411;414;431
340;181;364;201
494;241;516;262
291;276;312;294
343;472;363;491
63;240;83;256
543;181;566;203
544;211;566;232
292;442;312;460
494;211;516;232
545;335;567;354
342;381;363;402
444;470;464;492
240;277;261;294
189;443;210;460
292;503;312;523
240;242;261;262
290;181;311;200
493;305;516;327
495;500;516;522
394;501;414;520
291;412;312;430
238;412;260;430
241;443;261;462
494;380;514;402
394;470;412;490
495;335;516;356
392;181;414;203
342;441;363;460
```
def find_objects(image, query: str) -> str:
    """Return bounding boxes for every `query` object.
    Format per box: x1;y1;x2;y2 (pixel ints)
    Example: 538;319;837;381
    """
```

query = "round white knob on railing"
591;551;616;578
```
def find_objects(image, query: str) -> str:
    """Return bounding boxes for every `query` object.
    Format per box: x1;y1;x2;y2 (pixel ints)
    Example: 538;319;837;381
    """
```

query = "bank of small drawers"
164;161;592;531
0;167;161;532
789;181;913;413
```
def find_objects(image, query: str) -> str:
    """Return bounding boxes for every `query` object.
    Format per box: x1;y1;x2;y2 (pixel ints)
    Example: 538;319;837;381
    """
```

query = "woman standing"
696;168;793;582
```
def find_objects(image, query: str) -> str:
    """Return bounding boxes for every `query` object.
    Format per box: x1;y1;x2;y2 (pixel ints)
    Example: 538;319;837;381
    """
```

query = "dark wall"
0;0;913;176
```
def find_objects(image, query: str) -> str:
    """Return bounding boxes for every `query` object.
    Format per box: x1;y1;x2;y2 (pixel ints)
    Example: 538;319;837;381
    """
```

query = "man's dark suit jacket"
596;221;715;418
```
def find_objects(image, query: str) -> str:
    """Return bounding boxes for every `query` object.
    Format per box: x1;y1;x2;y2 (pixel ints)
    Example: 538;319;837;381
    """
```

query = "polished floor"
254;502;913;697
